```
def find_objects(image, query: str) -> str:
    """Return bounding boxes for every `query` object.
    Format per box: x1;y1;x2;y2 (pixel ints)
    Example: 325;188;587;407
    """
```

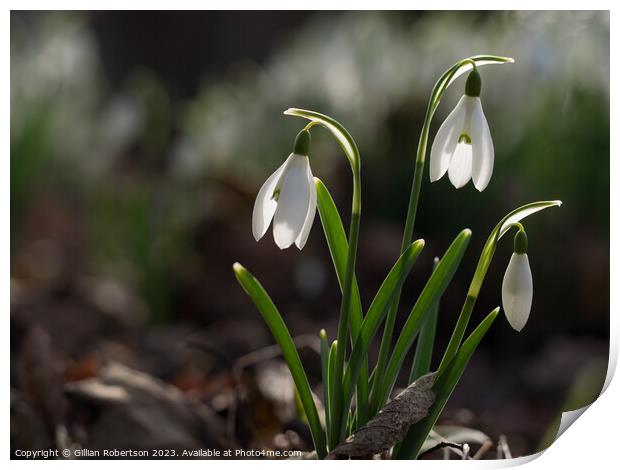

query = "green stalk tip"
514;230;528;254
293;129;311;156
465;69;482;97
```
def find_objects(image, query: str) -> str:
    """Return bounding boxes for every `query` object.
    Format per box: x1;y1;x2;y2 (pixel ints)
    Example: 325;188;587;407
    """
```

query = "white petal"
294;161;317;250
447;142;473;188
470;98;494;191
430;96;467;182
502;253;533;332
252;154;293;241
273;155;312;249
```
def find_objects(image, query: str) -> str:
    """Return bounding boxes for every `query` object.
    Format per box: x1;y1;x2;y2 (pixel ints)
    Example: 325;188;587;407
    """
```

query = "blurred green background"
11;11;609;457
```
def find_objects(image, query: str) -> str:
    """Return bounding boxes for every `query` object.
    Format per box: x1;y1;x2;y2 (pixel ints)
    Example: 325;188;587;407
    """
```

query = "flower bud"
502;230;533;332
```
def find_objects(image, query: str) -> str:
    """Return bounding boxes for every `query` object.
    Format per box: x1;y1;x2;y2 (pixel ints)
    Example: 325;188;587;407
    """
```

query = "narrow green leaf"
319;329;330;439
409;258;441;384
315;177;369;423
327;339;338;449
375;229;472;412
233;263;327;459
395;307;500;459
339;239;426;439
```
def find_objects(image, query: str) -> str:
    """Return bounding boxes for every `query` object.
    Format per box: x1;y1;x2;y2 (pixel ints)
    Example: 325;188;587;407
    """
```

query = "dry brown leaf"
329;372;436;459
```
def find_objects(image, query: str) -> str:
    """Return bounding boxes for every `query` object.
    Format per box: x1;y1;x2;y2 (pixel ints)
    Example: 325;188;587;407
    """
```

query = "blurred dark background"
11;11;609;458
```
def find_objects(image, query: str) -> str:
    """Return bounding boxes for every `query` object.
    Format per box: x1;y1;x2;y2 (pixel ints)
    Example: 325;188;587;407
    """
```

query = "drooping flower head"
430;68;494;191
502;229;533;331
252;130;317;250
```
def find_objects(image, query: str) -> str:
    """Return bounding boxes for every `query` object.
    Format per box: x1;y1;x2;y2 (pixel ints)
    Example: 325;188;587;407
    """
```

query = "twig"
419;441;469;459
497;434;512;459
473;439;493;459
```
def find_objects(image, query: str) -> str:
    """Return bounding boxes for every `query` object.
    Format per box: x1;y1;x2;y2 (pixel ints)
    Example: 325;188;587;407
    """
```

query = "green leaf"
319;329;330;438
374;229;472;411
315;179;364;334
233;263;327;459
409;258;441;384
339;238;426;440
395;307;500;459
327;339;338;449
314;177;370;424
439;200;562;372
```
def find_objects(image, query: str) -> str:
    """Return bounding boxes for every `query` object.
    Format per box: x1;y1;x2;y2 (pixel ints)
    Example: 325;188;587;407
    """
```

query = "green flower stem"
369;160;424;414
371;55;514;412
314;178;370;430
370;58;470;413
438;201;561;373
284;108;363;446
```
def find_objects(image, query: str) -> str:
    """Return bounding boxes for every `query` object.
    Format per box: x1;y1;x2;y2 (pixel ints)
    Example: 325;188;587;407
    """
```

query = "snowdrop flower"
502;230;533;332
430;69;494;191
252;130;317;250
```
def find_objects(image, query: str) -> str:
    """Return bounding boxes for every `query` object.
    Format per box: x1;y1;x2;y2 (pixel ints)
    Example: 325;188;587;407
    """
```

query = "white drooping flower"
252;130;317;250
430;69;494;191
501;230;533;332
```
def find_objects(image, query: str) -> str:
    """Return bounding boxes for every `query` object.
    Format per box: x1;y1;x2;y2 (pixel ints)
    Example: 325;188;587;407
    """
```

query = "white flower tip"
554;200;563;207
274;235;294;250
506;314;527;332
474;180;489;192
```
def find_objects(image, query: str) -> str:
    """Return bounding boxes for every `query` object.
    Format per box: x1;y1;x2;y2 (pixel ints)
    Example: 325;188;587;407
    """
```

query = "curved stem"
303;121;318;132
438;202;558;373
283;108;364;445
369;61;458;411
371;55;513;411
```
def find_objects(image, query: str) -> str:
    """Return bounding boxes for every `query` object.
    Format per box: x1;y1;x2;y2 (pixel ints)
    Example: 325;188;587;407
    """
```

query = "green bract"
233;54;561;459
